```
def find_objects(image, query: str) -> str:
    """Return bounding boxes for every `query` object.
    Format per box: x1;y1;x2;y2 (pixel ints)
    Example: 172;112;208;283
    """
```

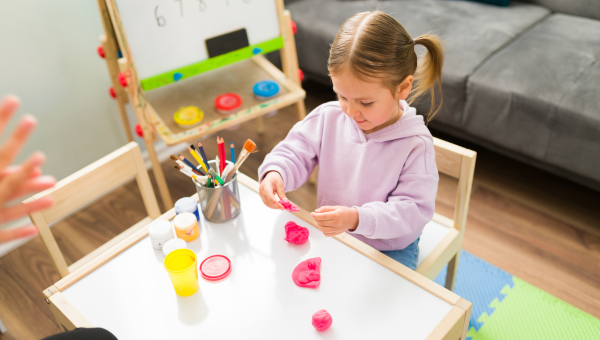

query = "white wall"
0;0;129;181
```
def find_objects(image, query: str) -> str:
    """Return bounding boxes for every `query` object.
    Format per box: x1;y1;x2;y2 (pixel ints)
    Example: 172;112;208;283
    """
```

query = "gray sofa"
283;0;600;191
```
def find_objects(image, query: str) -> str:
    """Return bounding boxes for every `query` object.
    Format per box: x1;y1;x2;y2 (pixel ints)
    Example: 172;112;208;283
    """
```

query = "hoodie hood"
345;100;432;144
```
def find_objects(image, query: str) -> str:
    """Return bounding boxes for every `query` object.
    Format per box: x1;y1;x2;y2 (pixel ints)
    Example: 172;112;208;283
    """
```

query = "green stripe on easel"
140;36;284;91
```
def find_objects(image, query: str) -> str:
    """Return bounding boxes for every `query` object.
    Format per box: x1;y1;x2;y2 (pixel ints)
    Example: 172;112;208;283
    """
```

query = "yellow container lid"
173;106;203;127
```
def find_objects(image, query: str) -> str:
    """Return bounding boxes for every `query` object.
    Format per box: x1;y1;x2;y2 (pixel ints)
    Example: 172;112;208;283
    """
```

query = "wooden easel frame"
96;0;307;210
43;173;471;340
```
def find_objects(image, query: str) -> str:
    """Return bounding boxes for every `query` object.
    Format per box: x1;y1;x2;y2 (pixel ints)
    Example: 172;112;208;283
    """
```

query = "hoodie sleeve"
258;106;325;192
348;136;439;240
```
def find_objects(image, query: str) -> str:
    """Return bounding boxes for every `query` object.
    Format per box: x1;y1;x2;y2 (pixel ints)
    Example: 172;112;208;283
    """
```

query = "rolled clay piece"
284;221;309;244
312;309;333;331
280;199;300;212
292;257;321;289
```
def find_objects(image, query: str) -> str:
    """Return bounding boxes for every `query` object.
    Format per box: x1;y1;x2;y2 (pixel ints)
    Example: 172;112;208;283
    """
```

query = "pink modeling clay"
284;221;309;244
312;309;333;331
292;257;321;288
280;199;300;212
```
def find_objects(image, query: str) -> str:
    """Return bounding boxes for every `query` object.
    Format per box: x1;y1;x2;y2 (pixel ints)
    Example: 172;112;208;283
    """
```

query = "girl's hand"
311;206;359;237
259;171;286;210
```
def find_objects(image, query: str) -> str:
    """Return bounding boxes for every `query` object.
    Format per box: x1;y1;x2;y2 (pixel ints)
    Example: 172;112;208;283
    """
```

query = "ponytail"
410;34;445;122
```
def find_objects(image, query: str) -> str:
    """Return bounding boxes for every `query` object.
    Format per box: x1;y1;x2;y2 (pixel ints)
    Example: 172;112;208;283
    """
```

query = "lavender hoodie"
258;100;438;251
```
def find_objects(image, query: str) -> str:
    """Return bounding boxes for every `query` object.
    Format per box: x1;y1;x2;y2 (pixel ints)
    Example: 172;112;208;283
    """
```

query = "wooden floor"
1;81;599;339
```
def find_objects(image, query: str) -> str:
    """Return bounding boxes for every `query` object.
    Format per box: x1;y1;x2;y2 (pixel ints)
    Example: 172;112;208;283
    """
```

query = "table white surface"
62;184;452;339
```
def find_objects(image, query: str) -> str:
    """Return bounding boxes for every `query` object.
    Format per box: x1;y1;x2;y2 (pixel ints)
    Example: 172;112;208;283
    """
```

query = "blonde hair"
328;11;444;122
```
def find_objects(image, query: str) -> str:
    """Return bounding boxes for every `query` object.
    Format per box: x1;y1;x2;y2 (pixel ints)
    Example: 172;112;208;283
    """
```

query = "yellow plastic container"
173;212;200;242
164;248;199;297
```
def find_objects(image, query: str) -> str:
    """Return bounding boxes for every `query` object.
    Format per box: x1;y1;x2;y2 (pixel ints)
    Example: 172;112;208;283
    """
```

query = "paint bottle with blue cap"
253;80;280;100
175;197;200;221
253;80;280;117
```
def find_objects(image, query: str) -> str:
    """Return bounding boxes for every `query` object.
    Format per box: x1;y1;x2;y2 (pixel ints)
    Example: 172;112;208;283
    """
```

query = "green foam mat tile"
468;277;600;340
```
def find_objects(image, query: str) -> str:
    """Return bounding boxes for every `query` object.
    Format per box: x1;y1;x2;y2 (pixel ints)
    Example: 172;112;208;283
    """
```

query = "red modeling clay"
312;309;332;331
284;221;309;244
280;199;300;212
292;257;321;288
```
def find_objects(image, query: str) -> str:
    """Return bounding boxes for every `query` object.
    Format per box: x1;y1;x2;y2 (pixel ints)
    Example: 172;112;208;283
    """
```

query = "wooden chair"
415;138;477;291
23;142;161;278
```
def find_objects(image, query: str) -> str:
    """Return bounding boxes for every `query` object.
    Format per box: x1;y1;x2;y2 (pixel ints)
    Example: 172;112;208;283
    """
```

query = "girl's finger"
8;175;56;201
315;220;336;227
274;179;286;201
314;206;337;213
311;211;336;221
0;197;53;223
260;188;277;209
0;95;20;138
0;115;37;170
0;225;38;244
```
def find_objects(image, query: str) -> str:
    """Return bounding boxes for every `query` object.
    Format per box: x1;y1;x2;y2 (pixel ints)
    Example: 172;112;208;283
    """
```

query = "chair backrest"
433;137;477;234
24;142;161;278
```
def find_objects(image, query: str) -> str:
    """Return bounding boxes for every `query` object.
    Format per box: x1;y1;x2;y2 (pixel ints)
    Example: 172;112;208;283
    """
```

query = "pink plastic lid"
214;93;242;112
200;255;232;281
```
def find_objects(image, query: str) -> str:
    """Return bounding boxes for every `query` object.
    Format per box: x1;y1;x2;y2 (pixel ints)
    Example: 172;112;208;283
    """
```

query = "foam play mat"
434;251;600;340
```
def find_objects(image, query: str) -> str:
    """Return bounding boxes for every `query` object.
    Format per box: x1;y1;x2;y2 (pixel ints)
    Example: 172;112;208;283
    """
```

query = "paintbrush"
225;139;256;182
170;154;192;172
174;165;208;185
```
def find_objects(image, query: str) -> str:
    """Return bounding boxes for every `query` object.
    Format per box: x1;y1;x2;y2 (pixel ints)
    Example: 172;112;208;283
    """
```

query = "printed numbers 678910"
154;0;254;27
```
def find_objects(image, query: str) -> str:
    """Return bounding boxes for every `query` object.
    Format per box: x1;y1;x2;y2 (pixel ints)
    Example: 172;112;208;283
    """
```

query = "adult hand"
259;171;286;210
311;206;359;237
0;95;56;244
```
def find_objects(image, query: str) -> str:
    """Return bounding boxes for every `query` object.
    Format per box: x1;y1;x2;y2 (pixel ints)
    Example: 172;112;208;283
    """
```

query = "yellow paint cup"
164;248;199;297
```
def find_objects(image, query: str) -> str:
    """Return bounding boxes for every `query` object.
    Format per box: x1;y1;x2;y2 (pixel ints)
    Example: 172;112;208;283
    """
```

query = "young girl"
258;11;444;270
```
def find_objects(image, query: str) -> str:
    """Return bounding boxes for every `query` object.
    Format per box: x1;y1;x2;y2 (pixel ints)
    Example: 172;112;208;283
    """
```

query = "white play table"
44;174;471;340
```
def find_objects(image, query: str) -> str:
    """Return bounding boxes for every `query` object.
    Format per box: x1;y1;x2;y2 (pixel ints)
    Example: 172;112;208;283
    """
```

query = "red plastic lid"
214;93;242;112
200;255;232;281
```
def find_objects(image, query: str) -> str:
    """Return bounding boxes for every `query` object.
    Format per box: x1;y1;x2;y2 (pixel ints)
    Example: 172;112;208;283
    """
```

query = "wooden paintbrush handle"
205;188;223;219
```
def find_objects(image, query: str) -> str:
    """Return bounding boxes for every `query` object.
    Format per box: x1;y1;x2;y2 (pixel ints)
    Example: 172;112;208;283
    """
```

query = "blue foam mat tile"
434;250;514;333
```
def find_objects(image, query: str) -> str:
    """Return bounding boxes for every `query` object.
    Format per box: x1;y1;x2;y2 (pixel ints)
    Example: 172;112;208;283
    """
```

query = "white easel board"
61;183;453;339
114;0;281;90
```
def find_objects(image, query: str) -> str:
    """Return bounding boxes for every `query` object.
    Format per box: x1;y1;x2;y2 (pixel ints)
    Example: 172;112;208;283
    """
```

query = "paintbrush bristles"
243;139;256;153
225;139;257;182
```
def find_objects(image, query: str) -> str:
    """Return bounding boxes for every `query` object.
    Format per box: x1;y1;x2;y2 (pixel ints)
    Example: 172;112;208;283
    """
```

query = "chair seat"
417;220;451;267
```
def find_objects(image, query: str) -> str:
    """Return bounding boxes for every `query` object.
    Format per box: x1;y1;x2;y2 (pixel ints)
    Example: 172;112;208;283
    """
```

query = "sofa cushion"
464;14;600;183
287;0;549;127
519;0;600;21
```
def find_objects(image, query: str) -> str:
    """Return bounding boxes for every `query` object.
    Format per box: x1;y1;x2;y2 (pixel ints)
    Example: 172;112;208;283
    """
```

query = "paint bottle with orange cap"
173;212;200;242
